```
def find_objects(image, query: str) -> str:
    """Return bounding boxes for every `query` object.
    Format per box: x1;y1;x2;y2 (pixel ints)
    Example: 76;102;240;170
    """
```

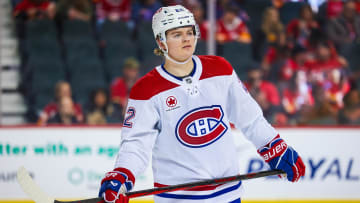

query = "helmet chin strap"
164;53;193;65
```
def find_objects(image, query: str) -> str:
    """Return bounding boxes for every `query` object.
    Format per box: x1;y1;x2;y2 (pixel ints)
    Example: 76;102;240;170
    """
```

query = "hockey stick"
17;166;284;203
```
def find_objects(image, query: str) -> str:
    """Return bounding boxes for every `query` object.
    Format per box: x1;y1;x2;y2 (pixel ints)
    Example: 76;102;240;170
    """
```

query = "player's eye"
187;31;194;36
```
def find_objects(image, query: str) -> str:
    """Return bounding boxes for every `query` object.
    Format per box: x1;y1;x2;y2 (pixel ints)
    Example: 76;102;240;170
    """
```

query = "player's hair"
154;35;164;56
154;48;164;56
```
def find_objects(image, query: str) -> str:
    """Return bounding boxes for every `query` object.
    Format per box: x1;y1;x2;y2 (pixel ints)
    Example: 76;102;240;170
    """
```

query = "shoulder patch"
198;55;233;80
129;69;179;100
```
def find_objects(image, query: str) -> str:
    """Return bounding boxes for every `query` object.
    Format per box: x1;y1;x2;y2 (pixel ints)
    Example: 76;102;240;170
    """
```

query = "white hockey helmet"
152;5;200;52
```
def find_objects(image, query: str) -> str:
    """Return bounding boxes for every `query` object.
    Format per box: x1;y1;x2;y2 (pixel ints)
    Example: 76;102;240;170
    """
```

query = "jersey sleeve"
114;97;160;177
226;71;278;149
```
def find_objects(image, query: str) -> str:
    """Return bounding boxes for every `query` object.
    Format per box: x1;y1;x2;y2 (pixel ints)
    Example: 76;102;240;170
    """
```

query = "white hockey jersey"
115;55;278;202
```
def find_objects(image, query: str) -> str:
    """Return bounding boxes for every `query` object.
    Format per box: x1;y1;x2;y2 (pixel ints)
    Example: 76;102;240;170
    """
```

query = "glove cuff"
101;168;135;192
257;134;288;162
114;167;135;191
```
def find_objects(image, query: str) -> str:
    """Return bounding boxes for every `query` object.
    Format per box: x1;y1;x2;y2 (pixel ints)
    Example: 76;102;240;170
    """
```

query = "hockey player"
99;5;305;203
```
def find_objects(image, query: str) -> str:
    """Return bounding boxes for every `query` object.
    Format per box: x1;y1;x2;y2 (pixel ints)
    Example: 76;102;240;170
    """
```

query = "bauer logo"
175;105;228;148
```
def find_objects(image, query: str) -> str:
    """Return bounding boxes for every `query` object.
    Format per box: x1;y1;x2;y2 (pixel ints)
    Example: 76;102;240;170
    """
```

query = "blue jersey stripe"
161;58;197;81
155;181;241;200
229;198;241;203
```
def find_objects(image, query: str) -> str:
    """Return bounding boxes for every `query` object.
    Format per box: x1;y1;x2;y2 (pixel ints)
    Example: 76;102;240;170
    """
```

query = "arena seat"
101;20;132;43
136;22;163;74
25;19;57;41
103;39;137;81
69;58;107;105
64;39;99;65
137;22;157;60
24;19;61;63
62;20;93;41
222;42;253;80
28;57;66;111
279;2;306;26
243;0;272;37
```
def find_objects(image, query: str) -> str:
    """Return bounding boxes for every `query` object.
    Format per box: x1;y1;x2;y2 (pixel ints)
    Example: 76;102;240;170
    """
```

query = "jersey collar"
156;55;203;86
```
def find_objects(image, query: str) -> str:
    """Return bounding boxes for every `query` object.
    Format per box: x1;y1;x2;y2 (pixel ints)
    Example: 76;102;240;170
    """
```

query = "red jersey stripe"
129;69;179;100
198;55;233;80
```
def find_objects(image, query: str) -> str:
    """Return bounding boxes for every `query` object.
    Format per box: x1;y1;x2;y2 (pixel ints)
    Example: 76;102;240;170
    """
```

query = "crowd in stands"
10;0;360;126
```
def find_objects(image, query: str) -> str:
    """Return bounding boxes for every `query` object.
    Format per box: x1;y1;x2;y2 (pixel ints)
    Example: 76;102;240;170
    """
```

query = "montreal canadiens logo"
175;105;228;148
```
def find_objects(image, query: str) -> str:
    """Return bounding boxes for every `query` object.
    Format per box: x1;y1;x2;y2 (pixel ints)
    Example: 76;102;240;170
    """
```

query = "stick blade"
54;197;103;203
17;166;55;203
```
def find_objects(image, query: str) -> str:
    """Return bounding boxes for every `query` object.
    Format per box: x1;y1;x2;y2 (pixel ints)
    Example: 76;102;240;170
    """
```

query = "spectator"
338;89;360;124
260;44;290;81
317;0;343;27
306;27;328;51
216;6;251;44
216;0;232;19
47;96;80;125
11;0;23;8
255;7;288;70
215;0;249;21
260;7;286;46
322;68;351;108
161;0;176;6
298;85;338;125
305;42;348;85
13;0;56;20
192;3;208;40
286;4;319;48
95;0;131;24
326;0;344;19
279;45;309;82
131;0;162;23
85;88;124;125
38;81;83;125
56;0;92;22
281;71;314;124
111;58;140;108
326;0;360;50
179;0;201;10
160;0;182;6
244;64;281;122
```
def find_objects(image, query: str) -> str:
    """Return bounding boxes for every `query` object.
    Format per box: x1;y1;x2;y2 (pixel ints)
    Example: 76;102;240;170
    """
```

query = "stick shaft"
126;169;283;198
53;169;283;203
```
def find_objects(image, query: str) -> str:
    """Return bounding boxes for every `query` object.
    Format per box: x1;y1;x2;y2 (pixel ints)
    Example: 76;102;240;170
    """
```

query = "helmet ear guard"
154;35;167;56
194;24;200;38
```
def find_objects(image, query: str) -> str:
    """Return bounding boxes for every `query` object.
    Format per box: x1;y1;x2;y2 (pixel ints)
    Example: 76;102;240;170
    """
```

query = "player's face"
166;26;196;62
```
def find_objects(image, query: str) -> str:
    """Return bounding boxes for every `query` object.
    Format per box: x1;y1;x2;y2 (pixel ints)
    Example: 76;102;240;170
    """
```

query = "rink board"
1;200;360;203
0;126;359;202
